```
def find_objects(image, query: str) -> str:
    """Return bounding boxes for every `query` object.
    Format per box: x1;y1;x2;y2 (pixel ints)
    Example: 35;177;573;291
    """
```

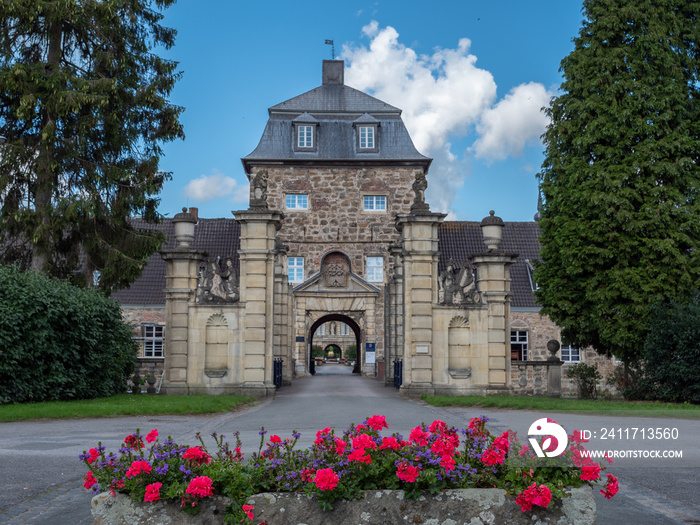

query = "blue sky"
156;1;585;222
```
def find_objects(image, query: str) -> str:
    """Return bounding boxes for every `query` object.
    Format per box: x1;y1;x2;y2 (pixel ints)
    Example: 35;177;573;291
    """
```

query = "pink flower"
269;435;281;444
124;434;143;450
515;483;552;512
242;504;255;520
334;438;347;455
145;429;158;444
428;420;447;434
352;433;377;451
580;464;601;481
144;482;162;503
186;476;214;498
600;474;619;499
314;468;339;491
571;429;589;444
431;435;456;456
409;426;429;447
301;468;315;482
379;436;401;451
183;446;211;465
367;415;389;431
440;454;456;472
468;417;488;437
480;447;506;466
348;449;372;464
493;431;510;453
396;462;420;482
125;460;152;478
83;471;97;489
87;448;100;464
314;427;332;446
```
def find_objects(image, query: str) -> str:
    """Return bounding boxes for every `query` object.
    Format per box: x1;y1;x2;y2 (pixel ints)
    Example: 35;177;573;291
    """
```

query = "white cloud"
341;23;553;216
184;171;249;203
472;82;553;161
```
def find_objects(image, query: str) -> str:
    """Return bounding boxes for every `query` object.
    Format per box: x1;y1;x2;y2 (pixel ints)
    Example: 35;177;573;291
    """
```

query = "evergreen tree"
535;0;700;364
0;0;184;291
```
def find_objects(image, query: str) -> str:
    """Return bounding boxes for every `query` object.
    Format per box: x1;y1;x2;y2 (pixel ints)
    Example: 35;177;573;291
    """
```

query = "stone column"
471;211;518;393
233;208;284;396
160;208;205;395
395;211;445;396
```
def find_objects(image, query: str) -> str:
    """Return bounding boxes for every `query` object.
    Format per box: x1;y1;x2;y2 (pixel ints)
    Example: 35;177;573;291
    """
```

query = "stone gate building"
114;61;618;397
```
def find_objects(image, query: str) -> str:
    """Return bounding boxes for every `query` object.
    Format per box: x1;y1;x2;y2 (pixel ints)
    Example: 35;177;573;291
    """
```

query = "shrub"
643;293;700;404
312;345;324;358
345;344;357;360
566;363;602;400
0;265;137;404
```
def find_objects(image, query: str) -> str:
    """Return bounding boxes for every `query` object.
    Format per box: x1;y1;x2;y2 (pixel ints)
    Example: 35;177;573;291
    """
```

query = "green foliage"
312;345;324;358
642;293;700;404
0;0;184;291
535;0;700;364
345;344;357;360
0;265;137;403
566;363;602;400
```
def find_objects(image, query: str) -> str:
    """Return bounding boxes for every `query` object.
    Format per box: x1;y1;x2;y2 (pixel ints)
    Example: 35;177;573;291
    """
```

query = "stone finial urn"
480;210;505;250
172;207;197;248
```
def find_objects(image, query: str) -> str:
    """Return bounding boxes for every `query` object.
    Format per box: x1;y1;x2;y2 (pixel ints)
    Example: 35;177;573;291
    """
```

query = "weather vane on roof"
325;39;335;60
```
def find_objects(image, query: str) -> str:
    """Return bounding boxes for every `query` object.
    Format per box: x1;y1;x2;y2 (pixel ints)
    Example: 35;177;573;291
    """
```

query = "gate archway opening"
308;314;361;375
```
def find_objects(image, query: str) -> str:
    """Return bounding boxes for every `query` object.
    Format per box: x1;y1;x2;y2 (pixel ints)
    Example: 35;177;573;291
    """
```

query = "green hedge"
0;266;137;404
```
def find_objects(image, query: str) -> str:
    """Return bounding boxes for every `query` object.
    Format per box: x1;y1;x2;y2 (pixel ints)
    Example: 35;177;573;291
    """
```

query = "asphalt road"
1;369;699;524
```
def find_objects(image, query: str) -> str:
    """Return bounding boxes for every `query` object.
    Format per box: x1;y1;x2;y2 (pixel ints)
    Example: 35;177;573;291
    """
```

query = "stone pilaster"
160;209;205;395
395;212;445;395
233;208;284;396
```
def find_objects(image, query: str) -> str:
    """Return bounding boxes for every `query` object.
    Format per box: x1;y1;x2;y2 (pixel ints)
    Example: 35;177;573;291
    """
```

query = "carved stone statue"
438;259;480;306
411;171;430;213
250;170;268;209
197;257;239;303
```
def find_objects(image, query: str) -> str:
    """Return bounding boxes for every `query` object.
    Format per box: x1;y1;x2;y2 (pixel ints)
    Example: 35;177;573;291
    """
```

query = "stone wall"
510;309;620;397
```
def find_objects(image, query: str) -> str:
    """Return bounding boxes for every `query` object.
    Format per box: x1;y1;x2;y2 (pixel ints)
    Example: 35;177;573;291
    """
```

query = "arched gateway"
156;60;521;398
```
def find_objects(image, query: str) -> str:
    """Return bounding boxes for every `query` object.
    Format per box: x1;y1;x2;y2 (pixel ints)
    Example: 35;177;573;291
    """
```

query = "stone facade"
113;60;619;398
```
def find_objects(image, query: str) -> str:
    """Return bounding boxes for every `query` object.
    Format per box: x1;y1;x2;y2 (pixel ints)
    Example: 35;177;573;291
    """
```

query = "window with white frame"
340;322;350;336
297;125;314;149
359;126;375;149
363;195;386;211
141;325;164;358
315;323;326;336
288;257;304;283
510;330;528;361
366;256;383;282
286;194;308;210
561;344;581;363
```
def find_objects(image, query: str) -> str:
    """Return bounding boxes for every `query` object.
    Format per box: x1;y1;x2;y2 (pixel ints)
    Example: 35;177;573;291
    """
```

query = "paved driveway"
1;375;698;524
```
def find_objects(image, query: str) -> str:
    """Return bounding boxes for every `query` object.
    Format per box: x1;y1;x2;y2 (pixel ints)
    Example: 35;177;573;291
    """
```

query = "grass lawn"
421;394;700;418
0;393;256;423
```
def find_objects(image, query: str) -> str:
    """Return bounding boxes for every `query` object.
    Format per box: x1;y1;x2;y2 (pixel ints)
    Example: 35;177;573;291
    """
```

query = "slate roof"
112;218;542;310
438;221;542;308
111;218;240;306
242;71;430;172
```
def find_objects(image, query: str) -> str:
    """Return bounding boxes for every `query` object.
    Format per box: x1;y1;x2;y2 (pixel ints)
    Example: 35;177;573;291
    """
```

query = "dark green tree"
535;0;700;365
0;0;184;291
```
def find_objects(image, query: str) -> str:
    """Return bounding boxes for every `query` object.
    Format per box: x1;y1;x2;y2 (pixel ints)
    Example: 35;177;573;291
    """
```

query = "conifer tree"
535;0;700;364
0;0;184;291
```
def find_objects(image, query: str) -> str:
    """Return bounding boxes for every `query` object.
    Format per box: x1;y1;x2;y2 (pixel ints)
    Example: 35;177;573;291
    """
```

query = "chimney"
188;207;199;222
322;60;344;85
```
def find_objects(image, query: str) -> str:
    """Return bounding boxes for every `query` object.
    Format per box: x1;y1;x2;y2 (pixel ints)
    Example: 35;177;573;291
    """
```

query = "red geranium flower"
428;420;447;434
348;449;372;463
601;474;619;499
396;462;420;482
144;482;162;503
242;504;255;520
83;471;97;489
314;468;339;491
145;429;158;444
366;415;388;431
124;434;143;450
379;436;400;451
186;476;214;498
183;446;211;465
409;426;429;447
580;464;601;481
515;483;552;512
87;448;100;464
440;454;456;472
352;433;377;451
125;460;152;478
269;435;281;444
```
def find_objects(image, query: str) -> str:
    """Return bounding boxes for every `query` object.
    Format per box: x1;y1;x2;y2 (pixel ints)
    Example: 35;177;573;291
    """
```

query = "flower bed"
81;415;617;524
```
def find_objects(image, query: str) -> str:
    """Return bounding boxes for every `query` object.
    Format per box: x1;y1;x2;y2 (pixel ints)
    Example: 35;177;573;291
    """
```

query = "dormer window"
293;112;318;152
359;126;375;149
354;113;379;152
298;126;313;148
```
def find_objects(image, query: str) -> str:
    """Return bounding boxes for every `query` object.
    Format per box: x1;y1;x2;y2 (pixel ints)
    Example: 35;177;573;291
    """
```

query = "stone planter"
91;486;595;525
